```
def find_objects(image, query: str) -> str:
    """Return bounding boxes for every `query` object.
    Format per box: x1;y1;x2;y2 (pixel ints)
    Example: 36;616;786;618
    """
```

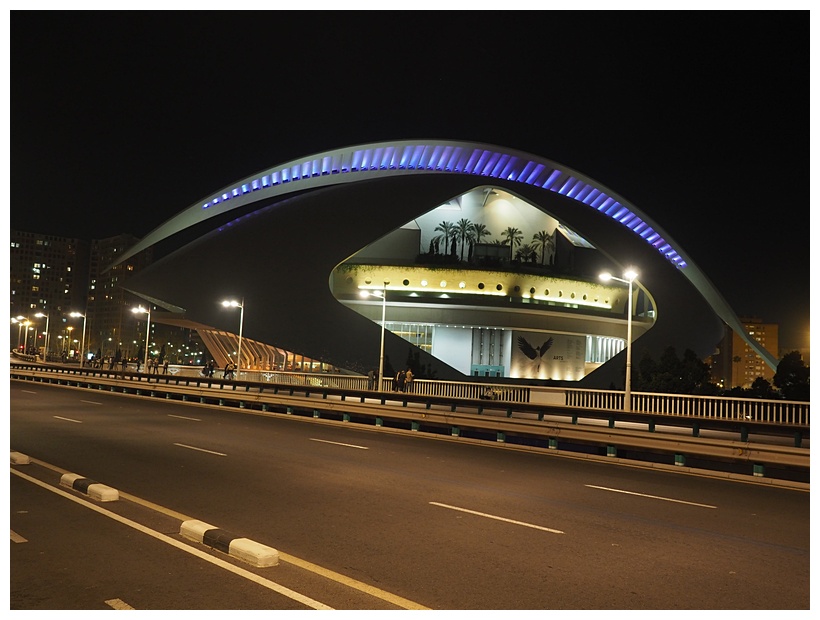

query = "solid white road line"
10;468;333;610
168;414;201;421
173;443;227;457
53;416;82;423
80;400;102;405
430;501;564;534
585;484;717;508
309;438;369;450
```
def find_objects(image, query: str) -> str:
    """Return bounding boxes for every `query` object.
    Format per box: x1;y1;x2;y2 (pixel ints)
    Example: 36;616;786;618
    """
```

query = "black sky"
9;10;810;352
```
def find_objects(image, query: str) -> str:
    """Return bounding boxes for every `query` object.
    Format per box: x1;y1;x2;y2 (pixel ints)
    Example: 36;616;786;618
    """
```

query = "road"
9;381;810;610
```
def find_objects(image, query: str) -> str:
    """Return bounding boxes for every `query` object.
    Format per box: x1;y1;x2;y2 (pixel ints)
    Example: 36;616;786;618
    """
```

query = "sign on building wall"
510;330;585;381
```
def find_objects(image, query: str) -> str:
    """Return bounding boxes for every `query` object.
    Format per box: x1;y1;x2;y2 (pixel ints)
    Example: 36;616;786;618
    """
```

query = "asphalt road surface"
9;381;810;610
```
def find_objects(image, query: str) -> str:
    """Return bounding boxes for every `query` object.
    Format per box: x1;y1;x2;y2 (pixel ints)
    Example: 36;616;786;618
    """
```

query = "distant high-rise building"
10;230;89;353
86;234;154;358
710;317;779;389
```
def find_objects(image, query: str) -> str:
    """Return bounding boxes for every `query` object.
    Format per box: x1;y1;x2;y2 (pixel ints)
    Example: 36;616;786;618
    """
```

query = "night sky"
10;11;810;353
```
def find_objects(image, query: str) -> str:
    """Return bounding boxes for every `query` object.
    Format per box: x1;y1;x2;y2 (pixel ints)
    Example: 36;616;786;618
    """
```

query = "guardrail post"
343;413;350;422
794;431;803;448
648;420;655;432
753;463;765;477
451;426;460;437
239;401;245;409
506;408;513;418
548;438;558;450
496;431;505;443
219;399;225;406
376;417;383;427
411;421;420;431
571;415;578;424
692;423;700;437
313;410;320;418
606;445;617;457
286;407;293;415
675;454;686;467
200;396;205;404
537;411;544;421
608;416;615;428
740;426;749;442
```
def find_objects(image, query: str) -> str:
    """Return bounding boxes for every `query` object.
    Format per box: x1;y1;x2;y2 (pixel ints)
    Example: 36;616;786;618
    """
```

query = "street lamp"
35;312;49;359
359;280;389;390
221;298;244;373
131;306;152;371
23;321;33;354
600;269;638;412
69;312;87;365
65;327;74;356
11;317;26;350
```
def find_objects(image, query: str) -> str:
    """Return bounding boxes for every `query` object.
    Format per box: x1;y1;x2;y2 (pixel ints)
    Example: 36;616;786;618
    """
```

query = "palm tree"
470;222;492;244
501;226;523;260
455;218;474;260
532;230;555;265
467;222;491;261
434;221;455;255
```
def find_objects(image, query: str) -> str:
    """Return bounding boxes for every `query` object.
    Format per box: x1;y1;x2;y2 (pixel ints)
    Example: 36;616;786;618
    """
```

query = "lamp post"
12;317;26;350
599;269;638;412
359;280;389;390
65;327;74;356
221;298;244;373
23;321;32;354
69;312;87;365
35;312;49;359
131;306;152;371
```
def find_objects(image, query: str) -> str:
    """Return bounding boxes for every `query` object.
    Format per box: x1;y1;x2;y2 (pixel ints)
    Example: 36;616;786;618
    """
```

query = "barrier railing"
9;360;809;426
9;363;809;483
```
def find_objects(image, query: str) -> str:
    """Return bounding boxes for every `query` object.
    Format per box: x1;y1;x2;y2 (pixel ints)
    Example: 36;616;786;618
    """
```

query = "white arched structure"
115;139;777;370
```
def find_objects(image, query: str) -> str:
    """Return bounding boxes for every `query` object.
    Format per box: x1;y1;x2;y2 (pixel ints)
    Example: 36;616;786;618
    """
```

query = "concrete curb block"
59;472;120;502
10;451;31;465
180;519;279;567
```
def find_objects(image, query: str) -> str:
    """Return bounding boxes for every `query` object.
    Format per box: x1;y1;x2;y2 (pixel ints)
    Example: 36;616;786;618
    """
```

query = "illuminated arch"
116;140;776;370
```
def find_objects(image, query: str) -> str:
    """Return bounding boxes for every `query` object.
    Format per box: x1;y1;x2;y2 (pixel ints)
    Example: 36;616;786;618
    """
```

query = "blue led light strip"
200;143;686;268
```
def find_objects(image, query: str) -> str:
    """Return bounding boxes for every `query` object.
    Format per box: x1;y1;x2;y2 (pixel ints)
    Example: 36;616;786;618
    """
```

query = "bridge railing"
9;361;810;426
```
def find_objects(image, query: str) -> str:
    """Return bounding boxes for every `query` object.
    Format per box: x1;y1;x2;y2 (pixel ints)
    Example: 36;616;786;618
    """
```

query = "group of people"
200;359;236;380
393;368;414;392
134;358;169;373
366;368;415;392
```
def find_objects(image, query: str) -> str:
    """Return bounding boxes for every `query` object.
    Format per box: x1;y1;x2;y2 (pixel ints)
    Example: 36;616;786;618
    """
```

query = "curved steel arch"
116;139;776;370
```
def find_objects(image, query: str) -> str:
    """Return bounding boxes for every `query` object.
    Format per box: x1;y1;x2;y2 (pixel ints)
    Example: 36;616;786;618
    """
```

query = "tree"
501;226;523;260
434;221;455;255
634;346;719;394
470;222;492;244
532;230;555;265
773;351;810;401
454;218;474;260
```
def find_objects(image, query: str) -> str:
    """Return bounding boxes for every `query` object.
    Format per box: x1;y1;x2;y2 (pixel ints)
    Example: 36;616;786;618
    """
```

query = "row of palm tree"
430;218;556;265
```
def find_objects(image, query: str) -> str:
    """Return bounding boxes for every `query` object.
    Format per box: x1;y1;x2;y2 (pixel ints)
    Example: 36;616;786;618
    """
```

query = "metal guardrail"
9;363;810;484
15;359;806;426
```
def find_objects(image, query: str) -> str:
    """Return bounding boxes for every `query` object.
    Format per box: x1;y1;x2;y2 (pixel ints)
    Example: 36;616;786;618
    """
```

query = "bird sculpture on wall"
517;335;554;374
